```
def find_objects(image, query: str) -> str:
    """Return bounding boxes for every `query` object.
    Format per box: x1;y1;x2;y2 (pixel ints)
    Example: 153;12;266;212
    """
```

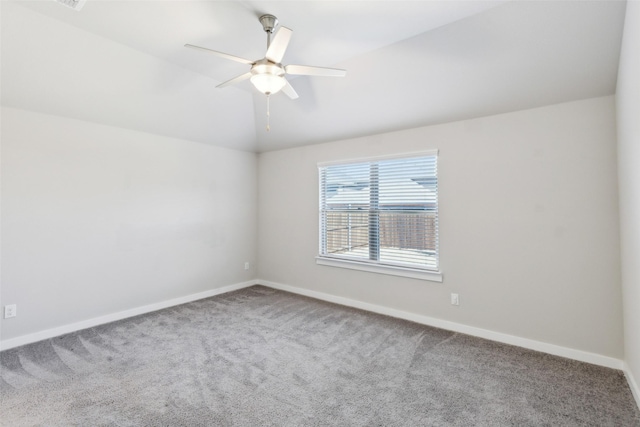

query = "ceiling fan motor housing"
252;59;285;77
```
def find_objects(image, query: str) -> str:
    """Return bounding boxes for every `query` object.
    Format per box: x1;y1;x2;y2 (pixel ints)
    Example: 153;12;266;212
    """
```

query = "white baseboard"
624;363;640;410
258;279;624;370
2;278;627;374
0;280;257;351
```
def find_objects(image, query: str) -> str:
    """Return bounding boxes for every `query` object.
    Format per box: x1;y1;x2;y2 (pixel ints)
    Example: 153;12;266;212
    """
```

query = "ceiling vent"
53;0;86;11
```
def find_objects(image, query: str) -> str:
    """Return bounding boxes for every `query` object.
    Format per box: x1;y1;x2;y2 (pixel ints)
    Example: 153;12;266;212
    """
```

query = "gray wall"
617;0;640;399
0;107;258;341
258;96;622;359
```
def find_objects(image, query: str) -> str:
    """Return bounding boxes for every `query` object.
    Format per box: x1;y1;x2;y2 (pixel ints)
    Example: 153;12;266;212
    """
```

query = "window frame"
317;150;442;282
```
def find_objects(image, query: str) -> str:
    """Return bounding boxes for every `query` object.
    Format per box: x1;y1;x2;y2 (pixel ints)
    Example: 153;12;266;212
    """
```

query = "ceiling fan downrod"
259;14;278;49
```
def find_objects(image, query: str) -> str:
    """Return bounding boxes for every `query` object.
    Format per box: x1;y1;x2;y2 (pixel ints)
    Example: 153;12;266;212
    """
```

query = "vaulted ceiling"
1;0;627;152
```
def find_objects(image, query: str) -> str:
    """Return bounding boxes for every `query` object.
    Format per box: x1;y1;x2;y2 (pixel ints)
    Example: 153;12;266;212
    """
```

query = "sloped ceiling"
1;0;626;152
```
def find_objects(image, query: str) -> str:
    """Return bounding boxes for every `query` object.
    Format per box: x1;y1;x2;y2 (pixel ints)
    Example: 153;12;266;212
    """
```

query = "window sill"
315;256;443;282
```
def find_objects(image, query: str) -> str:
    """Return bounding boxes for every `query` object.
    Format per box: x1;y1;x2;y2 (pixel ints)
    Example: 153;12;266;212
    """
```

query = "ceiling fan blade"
281;79;299;100
185;44;254;65
285;64;346;77
216;72;252;88
265;27;293;63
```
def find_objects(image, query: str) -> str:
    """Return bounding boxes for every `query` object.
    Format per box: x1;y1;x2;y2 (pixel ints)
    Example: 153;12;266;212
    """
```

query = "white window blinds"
319;153;439;272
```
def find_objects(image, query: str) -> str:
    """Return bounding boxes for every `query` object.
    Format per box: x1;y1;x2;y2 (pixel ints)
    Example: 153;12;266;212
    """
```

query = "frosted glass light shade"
250;73;286;95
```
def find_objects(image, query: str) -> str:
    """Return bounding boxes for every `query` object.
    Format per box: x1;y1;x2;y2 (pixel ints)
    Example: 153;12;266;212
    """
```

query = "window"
318;151;440;281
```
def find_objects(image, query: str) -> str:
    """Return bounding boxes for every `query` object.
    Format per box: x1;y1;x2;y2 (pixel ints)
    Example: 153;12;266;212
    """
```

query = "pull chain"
266;94;271;132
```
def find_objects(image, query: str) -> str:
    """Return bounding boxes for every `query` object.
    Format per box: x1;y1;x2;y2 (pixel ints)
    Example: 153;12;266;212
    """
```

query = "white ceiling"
1;0;627;152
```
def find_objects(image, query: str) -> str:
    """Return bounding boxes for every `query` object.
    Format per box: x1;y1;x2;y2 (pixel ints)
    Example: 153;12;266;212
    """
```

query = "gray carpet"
1;285;639;426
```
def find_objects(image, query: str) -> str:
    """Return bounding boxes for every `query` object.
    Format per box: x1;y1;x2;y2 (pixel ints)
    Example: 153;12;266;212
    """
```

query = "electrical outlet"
244;262;250;270
450;293;460;306
4;304;17;319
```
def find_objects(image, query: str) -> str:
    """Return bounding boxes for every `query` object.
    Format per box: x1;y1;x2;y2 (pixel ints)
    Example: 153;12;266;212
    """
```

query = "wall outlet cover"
4;304;17;319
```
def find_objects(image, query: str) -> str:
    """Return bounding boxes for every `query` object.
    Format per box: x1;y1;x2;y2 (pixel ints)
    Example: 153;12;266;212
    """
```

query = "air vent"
53;0;86;11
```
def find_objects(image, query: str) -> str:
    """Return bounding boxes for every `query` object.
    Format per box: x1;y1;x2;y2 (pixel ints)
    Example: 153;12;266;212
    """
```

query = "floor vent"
53;0;86;11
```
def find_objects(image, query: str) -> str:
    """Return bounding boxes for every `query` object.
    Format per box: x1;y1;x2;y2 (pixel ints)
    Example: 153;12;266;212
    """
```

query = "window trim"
317;150;442;282
316;149;439;168
315;256;443;282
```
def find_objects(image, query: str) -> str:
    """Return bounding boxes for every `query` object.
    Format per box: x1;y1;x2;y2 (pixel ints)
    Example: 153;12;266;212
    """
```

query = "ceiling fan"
185;14;346;100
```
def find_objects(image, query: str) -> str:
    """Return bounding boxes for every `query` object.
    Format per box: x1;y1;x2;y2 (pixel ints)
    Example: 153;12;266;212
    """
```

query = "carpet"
1;285;639;426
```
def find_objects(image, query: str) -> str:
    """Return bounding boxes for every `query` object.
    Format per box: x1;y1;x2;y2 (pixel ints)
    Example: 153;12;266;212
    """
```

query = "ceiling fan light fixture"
250;62;286;95
250;73;286;95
